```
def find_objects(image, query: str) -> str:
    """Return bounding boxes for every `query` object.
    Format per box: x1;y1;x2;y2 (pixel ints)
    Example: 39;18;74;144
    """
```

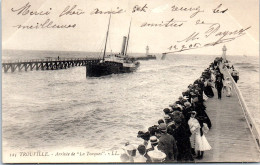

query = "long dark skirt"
204;86;214;98
176;139;193;161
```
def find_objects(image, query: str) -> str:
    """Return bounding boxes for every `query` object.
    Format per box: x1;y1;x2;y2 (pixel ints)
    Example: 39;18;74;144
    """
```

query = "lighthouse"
146;46;149;56
222;45;227;62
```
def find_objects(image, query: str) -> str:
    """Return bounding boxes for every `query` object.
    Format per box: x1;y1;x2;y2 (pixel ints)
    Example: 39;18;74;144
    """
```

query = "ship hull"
86;61;139;77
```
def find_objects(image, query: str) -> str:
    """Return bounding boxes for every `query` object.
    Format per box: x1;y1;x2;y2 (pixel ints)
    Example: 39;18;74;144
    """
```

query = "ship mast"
102;14;112;62
124;19;132;56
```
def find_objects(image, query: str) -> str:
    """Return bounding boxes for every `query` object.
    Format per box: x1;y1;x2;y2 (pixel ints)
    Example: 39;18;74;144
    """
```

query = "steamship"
86;15;139;77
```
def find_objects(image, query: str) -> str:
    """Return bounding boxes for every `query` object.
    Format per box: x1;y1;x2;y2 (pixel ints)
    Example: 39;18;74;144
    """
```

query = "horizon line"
2;48;259;57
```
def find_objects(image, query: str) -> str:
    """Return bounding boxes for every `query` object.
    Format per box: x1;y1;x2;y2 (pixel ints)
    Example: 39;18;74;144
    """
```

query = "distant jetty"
2;58;100;73
133;46;157;61
133;55;156;61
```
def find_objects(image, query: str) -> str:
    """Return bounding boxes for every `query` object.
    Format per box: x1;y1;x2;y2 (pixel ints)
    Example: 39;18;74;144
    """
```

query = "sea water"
2;50;259;152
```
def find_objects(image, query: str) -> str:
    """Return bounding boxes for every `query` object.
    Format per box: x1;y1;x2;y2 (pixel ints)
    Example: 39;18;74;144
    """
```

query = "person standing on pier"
215;76;224;99
224;77;233;97
148;136;159;151
157;123;178;162
210;69;216;82
171;111;194;162
231;69;239;83
215;71;224;82
204;79;214;98
123;144;137;162
188;111;211;160
146;136;168;162
183;102;193;122
134;145;147;162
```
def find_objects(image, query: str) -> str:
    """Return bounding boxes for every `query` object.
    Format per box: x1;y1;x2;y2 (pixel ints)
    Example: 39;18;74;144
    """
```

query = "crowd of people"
120;57;238;162
223;60;240;83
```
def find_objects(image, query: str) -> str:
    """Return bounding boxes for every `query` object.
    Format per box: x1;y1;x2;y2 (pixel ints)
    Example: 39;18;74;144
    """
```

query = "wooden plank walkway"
197;69;260;162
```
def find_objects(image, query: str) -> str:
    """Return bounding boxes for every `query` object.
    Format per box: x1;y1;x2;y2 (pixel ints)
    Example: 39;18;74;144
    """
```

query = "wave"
233;62;252;66
238;66;259;72
232;62;259;72
175;65;196;68
139;64;196;74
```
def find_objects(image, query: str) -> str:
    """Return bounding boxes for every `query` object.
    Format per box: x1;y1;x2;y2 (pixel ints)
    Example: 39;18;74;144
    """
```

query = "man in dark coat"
215;71;224;82
215;76;224;99
171;112;194;162
157;123;178;162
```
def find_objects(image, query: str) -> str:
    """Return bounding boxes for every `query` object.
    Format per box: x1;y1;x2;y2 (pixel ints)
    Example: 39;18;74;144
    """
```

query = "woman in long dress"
204;79;214;98
188;111;211;159
224;77;233;97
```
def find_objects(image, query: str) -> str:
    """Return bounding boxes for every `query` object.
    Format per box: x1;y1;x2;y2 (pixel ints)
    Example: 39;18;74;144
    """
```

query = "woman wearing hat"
231;69;239;83
146;136;159;153
183;102;192;122
122;144;137;162
204;79;214;98
146;136;167;162
224;77;233;97
163;114;172;125
188;111;211;160
147;148;166;162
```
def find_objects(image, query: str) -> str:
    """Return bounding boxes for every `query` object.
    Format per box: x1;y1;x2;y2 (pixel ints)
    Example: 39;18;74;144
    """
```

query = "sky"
2;0;259;56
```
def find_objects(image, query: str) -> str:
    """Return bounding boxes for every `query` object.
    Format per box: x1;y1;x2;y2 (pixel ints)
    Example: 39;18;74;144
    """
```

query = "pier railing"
224;67;260;152
2;57;100;64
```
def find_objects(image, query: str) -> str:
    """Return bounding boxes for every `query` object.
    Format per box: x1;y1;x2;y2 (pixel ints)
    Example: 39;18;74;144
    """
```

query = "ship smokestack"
121;36;127;55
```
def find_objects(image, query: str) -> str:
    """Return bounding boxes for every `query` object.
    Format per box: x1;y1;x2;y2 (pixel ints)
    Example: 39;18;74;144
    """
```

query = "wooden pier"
2;58;101;73
198;65;260;162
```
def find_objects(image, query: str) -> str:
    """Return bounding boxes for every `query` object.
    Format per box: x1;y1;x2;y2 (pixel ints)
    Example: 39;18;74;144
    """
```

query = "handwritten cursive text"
140;18;186;27
167;23;251;53
11;2;52;16
59;5;85;17
171;5;204;18
13;19;76;29
90;7;125;15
